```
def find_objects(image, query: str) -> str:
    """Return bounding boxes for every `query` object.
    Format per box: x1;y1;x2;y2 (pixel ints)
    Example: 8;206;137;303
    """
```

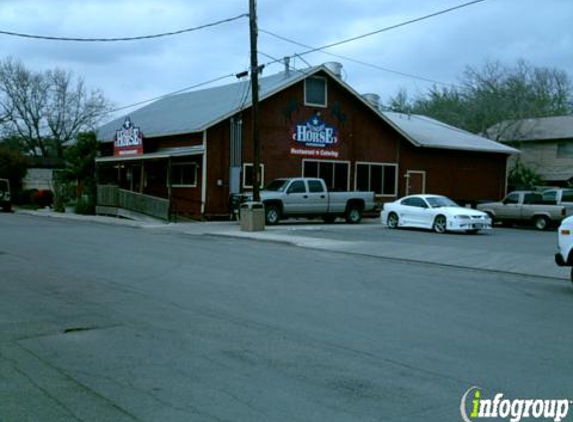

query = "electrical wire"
259;0;489;69
109;73;236;113
260;29;459;88
102;1;489;119
0;13;248;42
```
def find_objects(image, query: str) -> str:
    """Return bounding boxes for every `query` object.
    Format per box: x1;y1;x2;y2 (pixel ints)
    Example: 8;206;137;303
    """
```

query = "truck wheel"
265;204;281;225
345;205;363;224
533;216;549;231
433;215;447;234
387;213;399;229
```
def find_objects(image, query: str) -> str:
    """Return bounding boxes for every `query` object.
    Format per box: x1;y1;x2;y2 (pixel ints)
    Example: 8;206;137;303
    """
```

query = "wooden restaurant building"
95;62;518;221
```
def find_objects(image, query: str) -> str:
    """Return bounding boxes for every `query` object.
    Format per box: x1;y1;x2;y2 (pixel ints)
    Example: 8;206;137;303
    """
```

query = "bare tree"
0;58;112;157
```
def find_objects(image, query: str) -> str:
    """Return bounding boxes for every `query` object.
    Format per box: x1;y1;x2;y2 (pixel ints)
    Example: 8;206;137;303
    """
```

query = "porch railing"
97;185;170;221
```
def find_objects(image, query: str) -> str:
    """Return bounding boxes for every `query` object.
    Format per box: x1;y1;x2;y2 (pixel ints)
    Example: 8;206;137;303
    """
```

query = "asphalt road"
1;213;572;422
276;217;558;256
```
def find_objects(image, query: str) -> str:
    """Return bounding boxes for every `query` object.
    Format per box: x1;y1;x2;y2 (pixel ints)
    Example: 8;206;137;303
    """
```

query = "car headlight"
454;215;471;219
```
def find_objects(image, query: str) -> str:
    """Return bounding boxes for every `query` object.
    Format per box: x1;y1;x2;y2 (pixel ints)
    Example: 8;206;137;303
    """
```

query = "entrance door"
405;171;426;195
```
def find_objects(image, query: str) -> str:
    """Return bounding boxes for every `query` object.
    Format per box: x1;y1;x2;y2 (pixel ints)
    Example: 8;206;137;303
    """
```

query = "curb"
203;232;569;282
14;210;568;282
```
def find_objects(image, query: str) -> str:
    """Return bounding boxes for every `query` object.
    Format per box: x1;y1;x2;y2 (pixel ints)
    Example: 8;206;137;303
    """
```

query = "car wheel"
533;216;549;231
387;212;399;229
265;204;281;225
433;215;447;234
570;267;573;284
345;205;363;224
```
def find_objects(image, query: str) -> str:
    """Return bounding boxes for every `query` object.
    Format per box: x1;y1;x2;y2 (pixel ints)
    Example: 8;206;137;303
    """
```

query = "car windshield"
264;179;288;192
426;196;458;208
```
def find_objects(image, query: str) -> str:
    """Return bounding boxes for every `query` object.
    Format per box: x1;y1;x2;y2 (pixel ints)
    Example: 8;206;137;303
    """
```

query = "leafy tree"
59;131;99;210
0;58;112;158
388;60;573;136
507;158;543;190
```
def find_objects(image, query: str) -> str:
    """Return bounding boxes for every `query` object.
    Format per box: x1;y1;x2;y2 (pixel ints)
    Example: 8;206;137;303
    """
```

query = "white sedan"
381;194;492;234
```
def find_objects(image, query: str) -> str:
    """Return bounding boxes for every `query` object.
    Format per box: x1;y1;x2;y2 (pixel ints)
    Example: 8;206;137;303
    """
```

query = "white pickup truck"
255;177;376;225
476;190;567;230
555;215;573;283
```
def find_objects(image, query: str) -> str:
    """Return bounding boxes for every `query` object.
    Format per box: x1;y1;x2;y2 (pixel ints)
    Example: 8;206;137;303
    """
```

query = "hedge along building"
95;62;518;220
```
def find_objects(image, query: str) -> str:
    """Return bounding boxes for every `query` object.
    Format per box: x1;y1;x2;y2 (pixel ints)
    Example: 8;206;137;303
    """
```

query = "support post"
249;0;261;202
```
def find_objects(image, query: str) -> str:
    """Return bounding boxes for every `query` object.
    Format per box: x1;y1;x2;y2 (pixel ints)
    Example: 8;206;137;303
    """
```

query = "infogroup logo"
460;386;571;422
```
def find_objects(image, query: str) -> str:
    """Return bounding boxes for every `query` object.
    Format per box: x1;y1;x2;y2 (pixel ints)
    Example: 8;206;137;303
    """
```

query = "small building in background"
486;115;573;186
22;157;64;191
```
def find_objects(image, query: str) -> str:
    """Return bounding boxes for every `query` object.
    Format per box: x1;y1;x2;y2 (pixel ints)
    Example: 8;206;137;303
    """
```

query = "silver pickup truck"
255;177;376;225
476;190;567;230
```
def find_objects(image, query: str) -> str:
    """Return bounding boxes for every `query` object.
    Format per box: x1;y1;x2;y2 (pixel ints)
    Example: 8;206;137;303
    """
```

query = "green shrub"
74;195;95;215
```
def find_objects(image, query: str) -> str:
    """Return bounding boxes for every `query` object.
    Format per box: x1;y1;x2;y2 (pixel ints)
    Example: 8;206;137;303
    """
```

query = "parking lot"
193;218;568;280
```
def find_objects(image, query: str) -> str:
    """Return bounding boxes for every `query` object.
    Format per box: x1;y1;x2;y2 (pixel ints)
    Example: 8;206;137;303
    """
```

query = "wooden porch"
96;185;170;221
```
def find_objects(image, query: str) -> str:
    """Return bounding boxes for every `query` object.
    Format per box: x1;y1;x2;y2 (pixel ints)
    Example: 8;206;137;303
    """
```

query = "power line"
0;13;248;42
107;1;489;119
260;29;458;88
259;0;489;69
300;0;488;57
109;73;236;114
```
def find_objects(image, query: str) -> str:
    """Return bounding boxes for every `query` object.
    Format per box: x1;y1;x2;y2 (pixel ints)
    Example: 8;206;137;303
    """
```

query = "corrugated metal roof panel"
382;112;519;154
97;67;319;142
95;145;205;163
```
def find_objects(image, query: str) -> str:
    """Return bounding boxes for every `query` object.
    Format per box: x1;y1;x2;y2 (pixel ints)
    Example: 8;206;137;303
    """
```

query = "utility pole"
249;0;261;202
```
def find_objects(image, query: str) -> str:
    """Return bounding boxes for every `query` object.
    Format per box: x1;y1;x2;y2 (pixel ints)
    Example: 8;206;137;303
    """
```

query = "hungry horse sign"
114;117;143;156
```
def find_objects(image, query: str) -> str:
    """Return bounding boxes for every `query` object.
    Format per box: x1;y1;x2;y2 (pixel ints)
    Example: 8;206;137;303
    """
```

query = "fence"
97;185;170;221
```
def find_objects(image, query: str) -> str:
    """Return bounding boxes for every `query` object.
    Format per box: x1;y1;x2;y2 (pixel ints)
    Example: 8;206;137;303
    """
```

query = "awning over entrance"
95;146;205;163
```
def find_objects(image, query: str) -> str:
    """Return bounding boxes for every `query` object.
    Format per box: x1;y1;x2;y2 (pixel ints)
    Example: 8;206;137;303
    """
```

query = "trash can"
240;201;265;232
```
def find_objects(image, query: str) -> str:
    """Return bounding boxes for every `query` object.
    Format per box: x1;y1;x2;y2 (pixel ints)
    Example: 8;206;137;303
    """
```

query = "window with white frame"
171;162;198;187
302;160;349;191
304;76;327;107
242;163;265;189
355;162;397;196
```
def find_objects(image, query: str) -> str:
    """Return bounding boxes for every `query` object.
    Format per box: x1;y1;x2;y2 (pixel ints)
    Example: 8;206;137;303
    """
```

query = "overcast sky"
0;0;571;119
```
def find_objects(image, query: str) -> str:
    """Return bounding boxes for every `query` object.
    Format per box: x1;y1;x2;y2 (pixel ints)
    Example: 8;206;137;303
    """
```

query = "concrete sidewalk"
16;209;570;281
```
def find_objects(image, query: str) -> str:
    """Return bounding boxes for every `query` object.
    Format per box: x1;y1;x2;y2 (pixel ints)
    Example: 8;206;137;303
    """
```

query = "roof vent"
324;62;343;78
284;56;291;76
362;93;380;109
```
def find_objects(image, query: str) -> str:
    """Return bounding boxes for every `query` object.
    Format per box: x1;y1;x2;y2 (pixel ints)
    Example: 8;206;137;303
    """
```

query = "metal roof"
486;115;573;142
95;145;205;163
97;67;320;142
97;64;518;155
382;112;519;154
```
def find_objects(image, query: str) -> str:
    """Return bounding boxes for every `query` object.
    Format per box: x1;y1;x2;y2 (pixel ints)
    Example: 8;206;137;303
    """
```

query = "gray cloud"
0;0;570;116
